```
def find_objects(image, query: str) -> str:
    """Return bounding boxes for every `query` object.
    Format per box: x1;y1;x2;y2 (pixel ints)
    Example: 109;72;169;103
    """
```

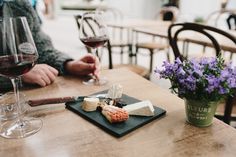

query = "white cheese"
82;97;99;112
123;100;155;116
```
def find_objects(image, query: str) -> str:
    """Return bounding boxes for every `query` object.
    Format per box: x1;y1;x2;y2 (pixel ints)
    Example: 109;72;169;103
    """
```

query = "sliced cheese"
82;97;99;112
123;100;155;116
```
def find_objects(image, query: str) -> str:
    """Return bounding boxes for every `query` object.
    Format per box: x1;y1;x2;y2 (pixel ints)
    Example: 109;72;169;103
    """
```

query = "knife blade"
27;94;107;107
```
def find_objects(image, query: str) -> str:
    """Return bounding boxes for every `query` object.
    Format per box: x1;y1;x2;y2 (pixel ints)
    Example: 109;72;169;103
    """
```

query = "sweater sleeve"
0;0;74;91
10;0;74;75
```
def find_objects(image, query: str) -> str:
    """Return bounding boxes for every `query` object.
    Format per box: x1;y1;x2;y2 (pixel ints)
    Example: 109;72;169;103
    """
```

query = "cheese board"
65;91;166;137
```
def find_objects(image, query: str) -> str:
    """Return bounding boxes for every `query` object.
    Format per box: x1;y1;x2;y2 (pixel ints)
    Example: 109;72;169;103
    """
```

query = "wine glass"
0;17;42;139
79;11;109;85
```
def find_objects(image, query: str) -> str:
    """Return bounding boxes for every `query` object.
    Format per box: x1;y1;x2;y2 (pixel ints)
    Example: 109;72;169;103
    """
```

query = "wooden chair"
205;9;236;28
74;14;149;78
96;7;130;64
226;13;236;30
134;30;169;75
168;22;236;125
134;6;179;75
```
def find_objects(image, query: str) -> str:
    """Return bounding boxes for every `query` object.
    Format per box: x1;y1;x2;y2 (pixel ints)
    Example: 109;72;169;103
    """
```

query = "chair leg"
223;96;234;124
166;47;170;62
120;47;124;64
135;46;139;64
128;44;133;64
149;49;154;74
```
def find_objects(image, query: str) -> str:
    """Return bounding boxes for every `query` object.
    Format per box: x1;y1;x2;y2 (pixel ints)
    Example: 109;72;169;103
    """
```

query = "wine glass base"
82;77;108;86
0;117;43;139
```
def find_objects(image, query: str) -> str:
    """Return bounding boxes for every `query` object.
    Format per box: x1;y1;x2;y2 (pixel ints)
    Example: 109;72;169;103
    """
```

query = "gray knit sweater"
0;0;73;91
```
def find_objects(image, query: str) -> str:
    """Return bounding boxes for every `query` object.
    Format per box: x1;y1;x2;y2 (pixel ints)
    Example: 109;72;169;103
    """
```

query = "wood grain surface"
0;68;236;157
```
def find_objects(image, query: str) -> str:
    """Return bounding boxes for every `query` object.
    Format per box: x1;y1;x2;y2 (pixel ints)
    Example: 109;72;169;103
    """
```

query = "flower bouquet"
155;56;236;127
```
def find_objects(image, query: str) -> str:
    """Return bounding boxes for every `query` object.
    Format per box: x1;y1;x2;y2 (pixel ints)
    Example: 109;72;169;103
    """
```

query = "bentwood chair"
134;6;179;75
205;9;236;28
226;13;236;30
168;22;236;125
74;15;149;78
96;7;130;64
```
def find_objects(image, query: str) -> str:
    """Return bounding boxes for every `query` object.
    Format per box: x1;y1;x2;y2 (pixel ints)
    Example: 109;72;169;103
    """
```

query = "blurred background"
35;0;236;82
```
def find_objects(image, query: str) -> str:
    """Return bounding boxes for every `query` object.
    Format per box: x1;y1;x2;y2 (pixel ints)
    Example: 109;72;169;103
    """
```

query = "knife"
28;94;107;107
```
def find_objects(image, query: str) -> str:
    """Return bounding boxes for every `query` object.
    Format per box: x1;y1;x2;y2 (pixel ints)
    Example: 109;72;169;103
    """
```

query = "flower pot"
184;99;219;127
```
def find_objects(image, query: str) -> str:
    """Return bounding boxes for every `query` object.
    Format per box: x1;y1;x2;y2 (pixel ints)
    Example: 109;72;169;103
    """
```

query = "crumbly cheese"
81;97;99;112
123;100;155;116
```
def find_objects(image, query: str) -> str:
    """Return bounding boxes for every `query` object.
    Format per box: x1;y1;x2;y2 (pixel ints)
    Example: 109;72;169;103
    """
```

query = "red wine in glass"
79;11;109;86
0;17;42;139
0;54;37;78
80;36;108;49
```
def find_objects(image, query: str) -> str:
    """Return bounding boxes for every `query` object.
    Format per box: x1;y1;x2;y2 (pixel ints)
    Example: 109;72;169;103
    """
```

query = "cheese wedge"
82;97;99;112
123;100;155;116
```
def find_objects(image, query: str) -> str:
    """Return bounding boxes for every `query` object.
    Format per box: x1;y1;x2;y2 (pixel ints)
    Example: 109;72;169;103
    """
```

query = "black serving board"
65;91;166;137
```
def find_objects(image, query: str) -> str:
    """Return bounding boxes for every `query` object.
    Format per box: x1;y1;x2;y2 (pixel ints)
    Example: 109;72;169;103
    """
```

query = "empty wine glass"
0;92;28;121
79;11;109;85
0;17;42;139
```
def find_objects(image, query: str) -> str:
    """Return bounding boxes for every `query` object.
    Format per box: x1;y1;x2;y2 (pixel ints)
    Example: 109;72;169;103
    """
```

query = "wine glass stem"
92;48;98;60
92;48;99;79
10;77;24;126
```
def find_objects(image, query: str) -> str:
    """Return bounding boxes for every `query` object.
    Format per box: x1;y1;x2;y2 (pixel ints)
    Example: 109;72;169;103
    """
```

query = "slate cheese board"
65;91;166;137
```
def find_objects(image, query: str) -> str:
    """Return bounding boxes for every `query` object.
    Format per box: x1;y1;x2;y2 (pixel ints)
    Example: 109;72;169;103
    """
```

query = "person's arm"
0;0;100;89
11;0;73;75
0;0;71;91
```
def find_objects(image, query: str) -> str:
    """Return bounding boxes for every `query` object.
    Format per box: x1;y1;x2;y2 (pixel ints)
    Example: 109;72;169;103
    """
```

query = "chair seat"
113;64;150;78
110;41;130;47
136;42;168;50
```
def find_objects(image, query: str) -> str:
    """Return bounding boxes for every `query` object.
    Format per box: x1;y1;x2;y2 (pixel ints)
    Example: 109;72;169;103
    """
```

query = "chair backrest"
95;7;126;45
168;22;236;61
155;6;179;22
74;14;113;69
226;13;236;30
205;9;236;28
96;7;124;22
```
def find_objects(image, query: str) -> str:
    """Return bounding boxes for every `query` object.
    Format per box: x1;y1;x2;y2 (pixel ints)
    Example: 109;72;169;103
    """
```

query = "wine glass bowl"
79;11;109;85
0;17;42;139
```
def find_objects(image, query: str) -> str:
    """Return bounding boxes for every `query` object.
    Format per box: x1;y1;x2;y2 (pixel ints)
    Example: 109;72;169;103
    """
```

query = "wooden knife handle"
28;97;76;107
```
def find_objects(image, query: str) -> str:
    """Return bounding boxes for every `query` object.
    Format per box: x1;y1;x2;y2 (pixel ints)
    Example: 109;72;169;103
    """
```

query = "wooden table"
1;68;236;157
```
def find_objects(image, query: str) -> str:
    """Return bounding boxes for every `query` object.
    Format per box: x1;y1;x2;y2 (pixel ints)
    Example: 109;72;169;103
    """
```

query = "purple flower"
219;86;229;94
155;56;236;101
227;78;236;88
176;67;186;76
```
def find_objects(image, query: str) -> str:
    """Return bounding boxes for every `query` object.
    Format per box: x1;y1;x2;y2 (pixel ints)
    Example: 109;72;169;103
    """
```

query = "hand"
65;54;100;78
22;64;59;87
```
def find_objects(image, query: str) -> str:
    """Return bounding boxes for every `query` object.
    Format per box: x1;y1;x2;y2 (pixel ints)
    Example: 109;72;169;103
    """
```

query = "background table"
0;68;236;157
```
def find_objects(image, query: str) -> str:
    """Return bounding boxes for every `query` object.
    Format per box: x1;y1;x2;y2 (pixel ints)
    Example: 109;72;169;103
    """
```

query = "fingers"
80;62;96;74
36;77;47;87
39;69;51;85
39;65;59;86
47;66;59;76
82;54;100;74
81;54;99;63
65;54;101;77
22;64;59;87
42;65;58;82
